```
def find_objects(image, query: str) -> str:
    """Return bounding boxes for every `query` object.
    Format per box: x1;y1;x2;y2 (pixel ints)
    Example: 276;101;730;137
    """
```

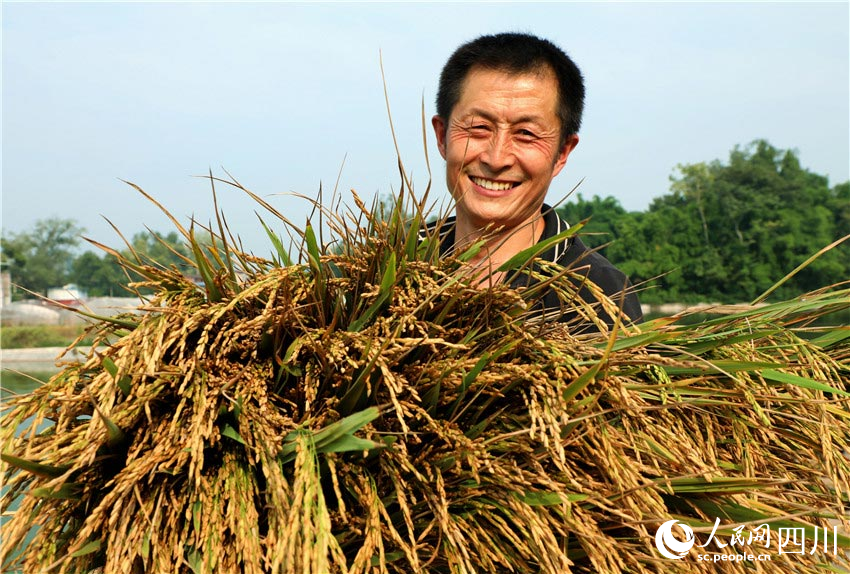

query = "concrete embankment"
1;346;94;373
641;303;768;316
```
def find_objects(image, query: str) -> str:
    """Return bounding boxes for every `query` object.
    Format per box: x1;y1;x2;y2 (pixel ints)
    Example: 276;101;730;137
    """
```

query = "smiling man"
432;32;643;330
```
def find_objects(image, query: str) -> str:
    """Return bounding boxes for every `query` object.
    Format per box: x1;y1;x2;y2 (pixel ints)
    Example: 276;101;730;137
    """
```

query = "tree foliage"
1;223;192;300
69;252;127;298
558;140;850;304
0;218;85;298
126;231;193;271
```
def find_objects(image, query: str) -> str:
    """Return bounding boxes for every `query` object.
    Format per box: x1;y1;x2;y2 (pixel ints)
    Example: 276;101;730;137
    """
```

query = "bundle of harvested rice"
2;177;849;573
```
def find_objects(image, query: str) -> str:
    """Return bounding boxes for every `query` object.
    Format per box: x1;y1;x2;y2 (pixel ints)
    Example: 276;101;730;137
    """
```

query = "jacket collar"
429;204;571;262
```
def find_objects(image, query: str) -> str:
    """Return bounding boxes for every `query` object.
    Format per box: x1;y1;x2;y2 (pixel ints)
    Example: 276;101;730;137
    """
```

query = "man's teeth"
471;176;514;191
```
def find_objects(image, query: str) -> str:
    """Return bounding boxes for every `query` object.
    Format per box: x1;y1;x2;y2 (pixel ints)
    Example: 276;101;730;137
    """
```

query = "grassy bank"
0;325;95;349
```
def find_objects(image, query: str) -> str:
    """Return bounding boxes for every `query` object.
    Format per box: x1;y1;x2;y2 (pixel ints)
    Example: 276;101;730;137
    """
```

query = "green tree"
69;231;194;298
556;194;631;252
0;218;85;298
667;141;845;301
827;181;850;241
555;140;849;304
70;252;128;297
113;231;195;294
127;231;192;270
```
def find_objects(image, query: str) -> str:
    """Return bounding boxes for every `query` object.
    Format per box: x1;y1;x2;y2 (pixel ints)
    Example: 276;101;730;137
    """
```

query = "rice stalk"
2;173;849;573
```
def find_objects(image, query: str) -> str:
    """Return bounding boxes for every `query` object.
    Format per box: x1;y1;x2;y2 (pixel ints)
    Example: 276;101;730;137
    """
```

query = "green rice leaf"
682;329;784;355
319;434;382;454
102;356;131;394
115;374;131;396
279;407;381;462
517;491;568;506
563;326;617;401
102;356;118;378
304;224;322;268
338;335;394;414
762;369;850;396
141;531;151;560
348;252;396;332
259;215;292;267
404;214;422;262
456;239;486;263
809;328;850;349
31;482;82;499
380;251;398;292
498;224;581;272
222;424;246;445
663;361;783;375
606;331;671;352
70;540;101;557
663;476;783;494
187;547;203;574
1;454;70;478
192;500;202;533
310;407;381;450
463;353;492;388
371;551;404;566
448;351;494;418
98;410;126;448
190;229;221;303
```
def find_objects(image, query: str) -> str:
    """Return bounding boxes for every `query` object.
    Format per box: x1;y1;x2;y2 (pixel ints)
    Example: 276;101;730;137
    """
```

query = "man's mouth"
469;176;519;192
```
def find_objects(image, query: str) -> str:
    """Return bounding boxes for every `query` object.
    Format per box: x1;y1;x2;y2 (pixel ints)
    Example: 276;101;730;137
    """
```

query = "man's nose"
480;130;514;171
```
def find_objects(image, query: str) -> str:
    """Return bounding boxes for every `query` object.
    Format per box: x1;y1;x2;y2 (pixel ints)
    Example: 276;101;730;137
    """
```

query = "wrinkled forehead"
454;63;560;113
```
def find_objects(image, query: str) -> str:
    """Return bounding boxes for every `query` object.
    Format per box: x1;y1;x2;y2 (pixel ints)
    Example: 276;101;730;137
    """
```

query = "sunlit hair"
436;32;585;148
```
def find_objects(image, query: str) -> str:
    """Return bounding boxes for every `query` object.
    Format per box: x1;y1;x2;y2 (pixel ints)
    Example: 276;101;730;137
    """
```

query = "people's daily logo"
655;520;695;559
654;518;841;563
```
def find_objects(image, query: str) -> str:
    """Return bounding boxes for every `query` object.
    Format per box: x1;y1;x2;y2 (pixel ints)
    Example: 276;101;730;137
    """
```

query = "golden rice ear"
2;164;849;573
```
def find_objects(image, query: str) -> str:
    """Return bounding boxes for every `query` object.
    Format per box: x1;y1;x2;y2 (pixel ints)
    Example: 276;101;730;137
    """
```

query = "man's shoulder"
541;208;642;322
559;236;628;288
541;207;624;278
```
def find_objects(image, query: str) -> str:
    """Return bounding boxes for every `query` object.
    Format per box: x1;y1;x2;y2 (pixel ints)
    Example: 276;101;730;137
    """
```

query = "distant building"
46;284;87;306
1;270;10;308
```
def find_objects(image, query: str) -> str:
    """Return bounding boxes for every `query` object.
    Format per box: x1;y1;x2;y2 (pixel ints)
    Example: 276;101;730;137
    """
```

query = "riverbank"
1;324;94;349
1;346;94;373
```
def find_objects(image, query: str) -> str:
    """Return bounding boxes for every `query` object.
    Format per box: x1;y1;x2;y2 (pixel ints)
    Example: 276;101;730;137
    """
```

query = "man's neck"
453;209;546;284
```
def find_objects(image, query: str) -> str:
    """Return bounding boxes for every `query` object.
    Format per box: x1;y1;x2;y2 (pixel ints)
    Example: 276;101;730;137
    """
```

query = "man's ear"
431;115;448;160
552;134;579;178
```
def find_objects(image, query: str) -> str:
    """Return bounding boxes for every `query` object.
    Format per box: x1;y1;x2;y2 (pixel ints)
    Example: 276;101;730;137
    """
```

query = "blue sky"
3;2;848;257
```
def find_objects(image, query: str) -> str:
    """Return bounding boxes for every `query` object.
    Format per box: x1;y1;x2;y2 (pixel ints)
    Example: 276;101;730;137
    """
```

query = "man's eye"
517;129;537;138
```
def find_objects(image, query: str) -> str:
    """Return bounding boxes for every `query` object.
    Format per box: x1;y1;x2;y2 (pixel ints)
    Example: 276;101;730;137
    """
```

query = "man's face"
432;65;579;232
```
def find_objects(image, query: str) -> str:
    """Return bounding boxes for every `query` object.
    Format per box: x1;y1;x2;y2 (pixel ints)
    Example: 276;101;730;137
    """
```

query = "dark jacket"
431;205;643;332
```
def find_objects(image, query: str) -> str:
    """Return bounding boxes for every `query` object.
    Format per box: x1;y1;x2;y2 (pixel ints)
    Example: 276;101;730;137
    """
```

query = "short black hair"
436;32;585;147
